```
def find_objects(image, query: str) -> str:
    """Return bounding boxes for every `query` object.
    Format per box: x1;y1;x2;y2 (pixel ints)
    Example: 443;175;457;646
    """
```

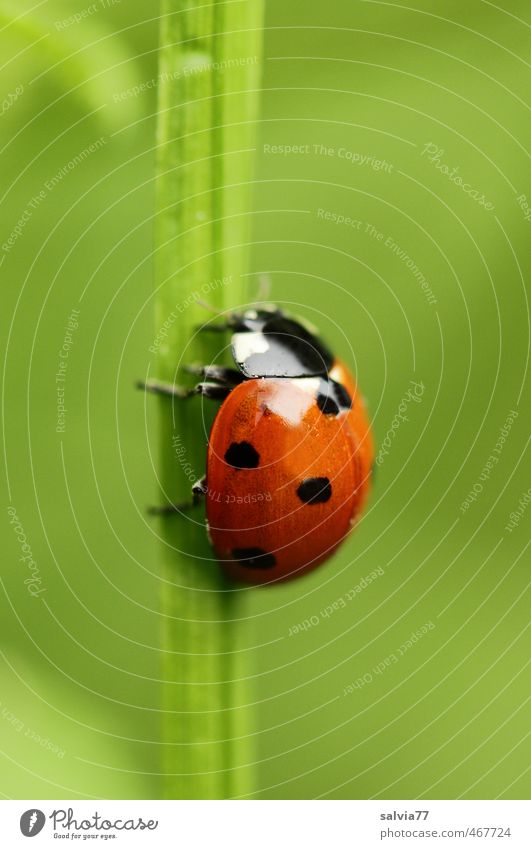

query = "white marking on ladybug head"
232;331;270;363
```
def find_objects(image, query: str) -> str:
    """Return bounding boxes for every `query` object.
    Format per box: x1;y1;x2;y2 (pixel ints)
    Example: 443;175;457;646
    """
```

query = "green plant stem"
155;0;263;800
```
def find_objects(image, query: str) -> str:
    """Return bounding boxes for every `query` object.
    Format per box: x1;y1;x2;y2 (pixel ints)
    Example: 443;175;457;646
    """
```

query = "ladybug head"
229;306;334;379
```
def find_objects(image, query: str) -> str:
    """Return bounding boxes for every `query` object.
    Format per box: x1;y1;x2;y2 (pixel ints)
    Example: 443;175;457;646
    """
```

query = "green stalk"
155;1;264;800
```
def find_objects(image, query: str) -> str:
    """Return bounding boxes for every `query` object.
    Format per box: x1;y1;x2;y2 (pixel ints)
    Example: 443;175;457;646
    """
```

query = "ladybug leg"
136;378;186;397
192;475;208;500
148;476;207;515
137;379;231;401
189;382;232;400
183;364;245;385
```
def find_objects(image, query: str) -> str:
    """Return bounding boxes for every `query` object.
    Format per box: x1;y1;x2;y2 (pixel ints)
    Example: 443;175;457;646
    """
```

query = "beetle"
139;305;374;584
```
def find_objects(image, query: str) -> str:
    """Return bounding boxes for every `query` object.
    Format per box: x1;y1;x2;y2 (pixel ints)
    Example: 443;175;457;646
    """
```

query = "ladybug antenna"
256;274;272;304
195;297;223;315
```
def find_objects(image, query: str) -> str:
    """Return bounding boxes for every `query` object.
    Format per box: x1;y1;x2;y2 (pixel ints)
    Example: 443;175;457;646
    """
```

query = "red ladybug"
140;306;374;583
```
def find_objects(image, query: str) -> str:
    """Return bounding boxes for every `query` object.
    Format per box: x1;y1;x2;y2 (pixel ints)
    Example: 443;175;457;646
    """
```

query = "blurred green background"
1;0;529;800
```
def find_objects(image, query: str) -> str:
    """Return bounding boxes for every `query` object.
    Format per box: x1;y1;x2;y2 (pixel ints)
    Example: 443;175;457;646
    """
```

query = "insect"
140;305;374;584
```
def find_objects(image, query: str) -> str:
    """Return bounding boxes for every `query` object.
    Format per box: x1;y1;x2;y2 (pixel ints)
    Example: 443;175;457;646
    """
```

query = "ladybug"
140;305;374;584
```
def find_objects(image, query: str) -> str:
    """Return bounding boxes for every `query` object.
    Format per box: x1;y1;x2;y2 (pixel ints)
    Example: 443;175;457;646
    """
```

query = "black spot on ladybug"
232;548;277;569
297;477;332;504
333;381;353;409
316;392;340;416
224;441;260;469
316;379;352;416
